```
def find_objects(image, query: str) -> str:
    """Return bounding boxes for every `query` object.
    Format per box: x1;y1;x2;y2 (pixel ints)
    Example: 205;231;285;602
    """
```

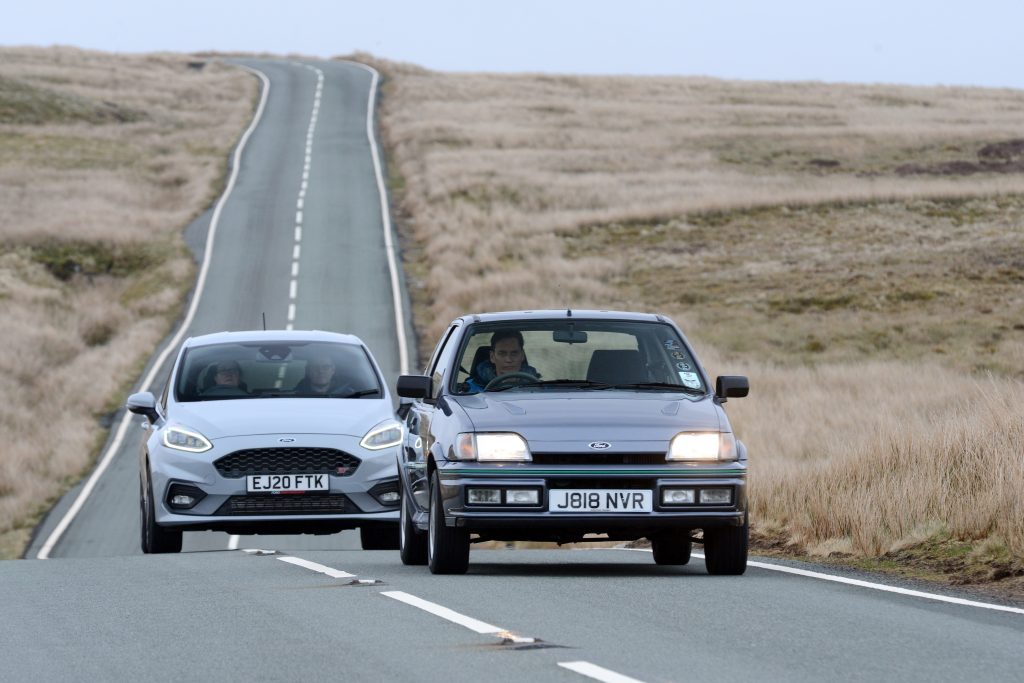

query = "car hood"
453;392;723;451
167;399;393;439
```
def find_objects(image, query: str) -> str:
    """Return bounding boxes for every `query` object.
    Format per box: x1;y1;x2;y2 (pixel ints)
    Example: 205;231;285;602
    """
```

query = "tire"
399;482;428;565
360;524;400;550
427;472;469;574
140;475;182;554
651;532;692;565
703;514;748;575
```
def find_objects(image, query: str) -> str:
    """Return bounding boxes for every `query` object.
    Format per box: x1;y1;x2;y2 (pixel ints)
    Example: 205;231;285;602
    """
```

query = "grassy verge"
0;47;257;558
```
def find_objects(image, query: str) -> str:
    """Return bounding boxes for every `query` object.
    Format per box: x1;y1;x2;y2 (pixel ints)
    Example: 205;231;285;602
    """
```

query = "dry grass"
0;47;256;557
370;58;1024;585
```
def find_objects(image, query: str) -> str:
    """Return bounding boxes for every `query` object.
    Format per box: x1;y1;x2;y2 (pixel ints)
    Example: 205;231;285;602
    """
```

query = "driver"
465;330;539;393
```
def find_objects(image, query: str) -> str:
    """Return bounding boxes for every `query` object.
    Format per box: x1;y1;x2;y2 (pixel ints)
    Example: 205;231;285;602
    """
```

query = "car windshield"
452;320;705;395
174;340;382;402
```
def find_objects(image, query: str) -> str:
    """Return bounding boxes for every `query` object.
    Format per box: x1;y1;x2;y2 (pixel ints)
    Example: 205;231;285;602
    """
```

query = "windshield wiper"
334;388;381;398
485;379;612;392
604;382;706;394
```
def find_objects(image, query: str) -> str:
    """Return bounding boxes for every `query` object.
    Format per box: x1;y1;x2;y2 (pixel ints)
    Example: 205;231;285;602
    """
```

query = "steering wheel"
484;372;538;391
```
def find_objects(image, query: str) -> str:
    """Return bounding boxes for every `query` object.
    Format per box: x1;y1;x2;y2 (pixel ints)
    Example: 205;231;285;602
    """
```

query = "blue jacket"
465;360;540;393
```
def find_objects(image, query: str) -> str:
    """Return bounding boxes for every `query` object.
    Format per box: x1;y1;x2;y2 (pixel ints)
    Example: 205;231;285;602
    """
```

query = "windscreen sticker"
675;361;691;371
678;371;701;388
663;340;681;350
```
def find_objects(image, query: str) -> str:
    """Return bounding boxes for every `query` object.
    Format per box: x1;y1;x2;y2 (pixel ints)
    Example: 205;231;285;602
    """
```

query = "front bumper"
148;436;400;533
431;461;747;540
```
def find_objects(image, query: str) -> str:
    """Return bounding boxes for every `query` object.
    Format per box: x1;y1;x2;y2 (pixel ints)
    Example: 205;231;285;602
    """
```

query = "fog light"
378;491;400;504
166;483;206;510
700;488;732;505
662;488;696;505
468;488;502;504
506;489;539;505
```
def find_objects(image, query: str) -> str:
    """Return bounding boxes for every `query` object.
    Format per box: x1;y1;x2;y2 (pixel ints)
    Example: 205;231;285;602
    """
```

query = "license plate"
246;473;329;494
548;489;652;513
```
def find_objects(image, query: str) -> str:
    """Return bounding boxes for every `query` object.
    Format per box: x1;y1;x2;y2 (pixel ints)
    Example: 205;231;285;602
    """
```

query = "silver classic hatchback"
396;310;750;575
127;330;402;553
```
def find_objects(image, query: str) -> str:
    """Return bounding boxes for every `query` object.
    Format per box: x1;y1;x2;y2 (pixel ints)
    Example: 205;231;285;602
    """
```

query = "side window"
425;324;458;376
428;324;460;399
159;378;170;411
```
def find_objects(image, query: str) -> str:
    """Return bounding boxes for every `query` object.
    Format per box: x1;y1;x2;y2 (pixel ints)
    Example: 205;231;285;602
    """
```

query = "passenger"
465;330;540;393
294;353;352;396
201;360;248;396
213;360;242;388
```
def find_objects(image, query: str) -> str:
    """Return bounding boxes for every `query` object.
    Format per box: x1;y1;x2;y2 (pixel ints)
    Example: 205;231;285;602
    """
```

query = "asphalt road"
8;59;1024;682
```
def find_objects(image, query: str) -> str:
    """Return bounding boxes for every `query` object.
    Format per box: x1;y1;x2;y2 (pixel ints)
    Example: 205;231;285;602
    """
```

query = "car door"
402;322;462;510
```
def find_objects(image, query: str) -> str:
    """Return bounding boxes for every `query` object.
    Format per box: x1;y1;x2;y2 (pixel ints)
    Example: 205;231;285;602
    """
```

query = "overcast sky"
3;0;1023;89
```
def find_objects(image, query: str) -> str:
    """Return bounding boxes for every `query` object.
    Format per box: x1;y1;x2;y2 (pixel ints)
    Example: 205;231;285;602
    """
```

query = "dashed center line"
277;556;355;579
285;63;324;332
381;590;503;634
558;661;647;683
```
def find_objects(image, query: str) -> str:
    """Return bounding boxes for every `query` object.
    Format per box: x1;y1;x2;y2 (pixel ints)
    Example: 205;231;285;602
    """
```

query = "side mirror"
396;375;432;399
715;376;749;401
126;391;160;424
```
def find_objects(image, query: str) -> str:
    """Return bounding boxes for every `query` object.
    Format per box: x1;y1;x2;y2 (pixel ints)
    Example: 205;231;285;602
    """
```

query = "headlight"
162;425;212;453
667;432;736;462
453;433;532;462
360;420;404;450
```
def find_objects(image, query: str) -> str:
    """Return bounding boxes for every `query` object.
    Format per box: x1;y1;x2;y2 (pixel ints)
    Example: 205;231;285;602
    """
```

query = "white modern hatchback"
127;330;402;553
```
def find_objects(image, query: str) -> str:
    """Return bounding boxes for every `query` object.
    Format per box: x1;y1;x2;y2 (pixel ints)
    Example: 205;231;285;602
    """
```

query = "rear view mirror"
553;329;588;344
715;376;749;401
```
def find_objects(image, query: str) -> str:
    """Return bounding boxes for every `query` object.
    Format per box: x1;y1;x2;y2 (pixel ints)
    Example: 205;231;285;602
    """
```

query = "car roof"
183;329;366;348
453;309;670;325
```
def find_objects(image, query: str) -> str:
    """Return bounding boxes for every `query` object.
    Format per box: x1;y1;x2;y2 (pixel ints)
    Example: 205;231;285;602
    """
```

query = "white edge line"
626;548;1024;615
346;61;410;375
35;64;272;560
277;556;356;579
381;590;502;634
558;661;647;683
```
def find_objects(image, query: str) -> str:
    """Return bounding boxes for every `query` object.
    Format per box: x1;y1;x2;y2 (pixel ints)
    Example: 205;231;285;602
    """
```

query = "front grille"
214;448;361;478
531;452;667;466
215;494;356;515
547;478;656;490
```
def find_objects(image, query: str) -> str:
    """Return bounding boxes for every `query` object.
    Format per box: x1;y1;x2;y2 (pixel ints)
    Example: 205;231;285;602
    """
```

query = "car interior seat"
586;350;645;385
468;346;491;380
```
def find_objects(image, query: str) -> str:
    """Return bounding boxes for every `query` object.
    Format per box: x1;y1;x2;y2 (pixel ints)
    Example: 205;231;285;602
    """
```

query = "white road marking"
627;548;1024;615
294;226;302;242
381;591;503;634
240;548;277;555
558;661;647;683
297;197;304;210
278;556;355;579
287;303;296;322
289;280;297;299
35;65;273;560
291;261;299;277
346;62;411;374
296;210;303;224
292;244;300;260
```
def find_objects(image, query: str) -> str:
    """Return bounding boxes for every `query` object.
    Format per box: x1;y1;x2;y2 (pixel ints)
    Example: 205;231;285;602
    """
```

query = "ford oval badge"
588;441;611;450
279;437;295;443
